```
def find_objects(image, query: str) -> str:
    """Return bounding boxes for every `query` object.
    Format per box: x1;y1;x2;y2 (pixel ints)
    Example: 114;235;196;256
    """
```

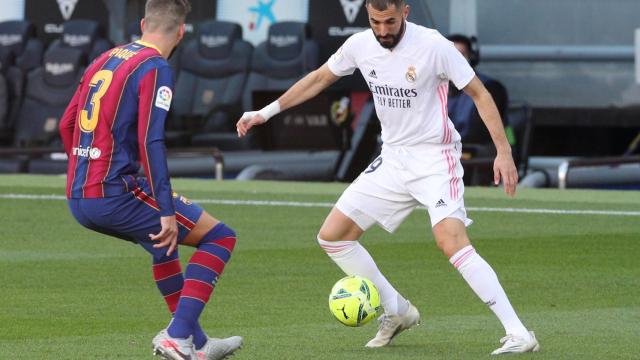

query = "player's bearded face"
367;5;407;49
375;19;405;49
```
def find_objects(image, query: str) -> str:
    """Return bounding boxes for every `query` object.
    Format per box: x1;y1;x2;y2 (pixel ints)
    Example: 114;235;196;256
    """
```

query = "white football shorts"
335;141;473;233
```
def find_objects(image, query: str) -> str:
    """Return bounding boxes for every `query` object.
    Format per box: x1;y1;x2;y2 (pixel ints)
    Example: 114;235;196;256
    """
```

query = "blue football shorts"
67;177;204;257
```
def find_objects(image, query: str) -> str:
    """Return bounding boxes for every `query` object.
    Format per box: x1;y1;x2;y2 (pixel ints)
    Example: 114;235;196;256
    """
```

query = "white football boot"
152;329;197;360
491;331;540;355
195;336;243;360
365;301;421;347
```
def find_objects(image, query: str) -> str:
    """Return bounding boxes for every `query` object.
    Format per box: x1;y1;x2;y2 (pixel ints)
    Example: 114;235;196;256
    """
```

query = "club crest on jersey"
172;192;192;205
406;66;417;83
155;86;172;111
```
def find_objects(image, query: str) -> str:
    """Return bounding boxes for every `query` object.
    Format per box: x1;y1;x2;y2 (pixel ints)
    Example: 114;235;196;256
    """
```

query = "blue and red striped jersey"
59;40;176;216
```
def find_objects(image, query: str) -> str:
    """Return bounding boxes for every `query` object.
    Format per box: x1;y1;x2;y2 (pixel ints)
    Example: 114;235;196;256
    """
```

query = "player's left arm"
463;77;518;196
138;65;175;216
138;64;178;254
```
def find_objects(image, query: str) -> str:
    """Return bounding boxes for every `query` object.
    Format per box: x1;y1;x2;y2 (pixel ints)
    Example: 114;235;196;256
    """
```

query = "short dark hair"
447;34;472;52
447;34;480;67
144;0;191;34
365;0;406;11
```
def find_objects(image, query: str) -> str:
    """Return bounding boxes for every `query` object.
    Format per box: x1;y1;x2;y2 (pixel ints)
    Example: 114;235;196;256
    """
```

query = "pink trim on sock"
320;243;353;253
451;246;476;269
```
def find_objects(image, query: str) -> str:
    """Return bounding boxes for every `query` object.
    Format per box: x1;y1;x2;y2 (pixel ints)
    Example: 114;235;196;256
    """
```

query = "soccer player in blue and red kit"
58;1;242;359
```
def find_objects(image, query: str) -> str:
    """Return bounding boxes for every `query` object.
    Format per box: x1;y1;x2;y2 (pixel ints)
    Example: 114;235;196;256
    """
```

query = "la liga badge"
155;86;172;111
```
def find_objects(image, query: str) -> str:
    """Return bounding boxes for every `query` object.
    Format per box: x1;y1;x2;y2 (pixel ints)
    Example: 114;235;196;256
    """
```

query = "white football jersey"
327;21;475;146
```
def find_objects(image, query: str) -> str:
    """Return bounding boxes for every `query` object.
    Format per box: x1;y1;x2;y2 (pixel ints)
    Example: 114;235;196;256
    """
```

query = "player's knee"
433;219;469;257
317;228;335;242
318;218;363;241
317;234;330;245
435;236;459;257
201;222;237;252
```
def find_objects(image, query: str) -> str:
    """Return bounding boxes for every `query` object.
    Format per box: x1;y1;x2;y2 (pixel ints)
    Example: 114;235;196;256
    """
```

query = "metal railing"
0;146;225;180
482;45;634;62
557;155;640;189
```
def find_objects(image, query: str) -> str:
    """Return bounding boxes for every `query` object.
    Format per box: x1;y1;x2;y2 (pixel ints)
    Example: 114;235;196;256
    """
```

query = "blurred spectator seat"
460;101;534;185
0;61;9;144
0;47;85;172
48;20;112;62
507;102;534;177
242;21;319;112
0;20;44;144
126;20;142;43
0;20;43;72
13;47;86;147
173;20;252;149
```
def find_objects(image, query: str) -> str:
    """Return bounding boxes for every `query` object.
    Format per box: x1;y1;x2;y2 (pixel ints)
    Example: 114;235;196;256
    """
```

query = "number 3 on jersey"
80;70;113;133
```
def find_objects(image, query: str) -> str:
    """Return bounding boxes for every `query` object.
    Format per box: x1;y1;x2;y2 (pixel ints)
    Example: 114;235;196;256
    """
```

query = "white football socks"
450;245;529;337
318;238;409;315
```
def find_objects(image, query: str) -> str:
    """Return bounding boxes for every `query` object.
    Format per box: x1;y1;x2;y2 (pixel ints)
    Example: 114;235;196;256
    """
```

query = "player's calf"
167;223;237;341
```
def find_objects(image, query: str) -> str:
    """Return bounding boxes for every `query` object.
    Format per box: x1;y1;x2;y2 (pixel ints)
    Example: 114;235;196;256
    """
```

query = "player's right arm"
58;86;83;155
237;34;360;137
236;64;340;137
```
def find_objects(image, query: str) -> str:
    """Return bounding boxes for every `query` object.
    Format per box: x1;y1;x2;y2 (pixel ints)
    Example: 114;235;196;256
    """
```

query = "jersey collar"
135;40;161;53
391;21;412;53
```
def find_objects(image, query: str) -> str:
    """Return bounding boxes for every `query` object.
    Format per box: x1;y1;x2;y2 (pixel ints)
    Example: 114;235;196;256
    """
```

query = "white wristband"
257;100;281;122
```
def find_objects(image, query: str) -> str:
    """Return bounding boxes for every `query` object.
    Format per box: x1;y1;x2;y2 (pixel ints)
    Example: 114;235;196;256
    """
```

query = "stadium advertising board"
217;0;309;46
253;90;351;151
125;0;216;42
308;0;369;63
25;0;108;45
0;0;24;22
308;0;370;90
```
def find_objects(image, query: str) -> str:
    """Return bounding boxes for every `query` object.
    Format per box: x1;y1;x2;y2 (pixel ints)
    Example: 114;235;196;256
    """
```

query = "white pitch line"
0;193;639;217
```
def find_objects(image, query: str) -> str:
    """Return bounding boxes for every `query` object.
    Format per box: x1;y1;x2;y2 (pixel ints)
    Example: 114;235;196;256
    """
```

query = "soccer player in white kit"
236;0;539;355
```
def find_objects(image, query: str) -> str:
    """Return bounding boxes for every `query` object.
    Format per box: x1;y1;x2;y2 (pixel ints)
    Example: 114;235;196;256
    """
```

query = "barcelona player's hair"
143;0;191;34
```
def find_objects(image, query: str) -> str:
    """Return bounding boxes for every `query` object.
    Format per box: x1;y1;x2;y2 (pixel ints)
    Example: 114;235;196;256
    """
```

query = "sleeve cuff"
159;207;175;217
327;61;354;77
455;71;475;90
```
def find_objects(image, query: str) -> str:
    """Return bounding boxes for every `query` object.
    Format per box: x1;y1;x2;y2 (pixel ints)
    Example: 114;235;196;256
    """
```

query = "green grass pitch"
0;174;639;359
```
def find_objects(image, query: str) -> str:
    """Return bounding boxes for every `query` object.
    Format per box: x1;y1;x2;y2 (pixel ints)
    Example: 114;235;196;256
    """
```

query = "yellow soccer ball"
328;275;381;327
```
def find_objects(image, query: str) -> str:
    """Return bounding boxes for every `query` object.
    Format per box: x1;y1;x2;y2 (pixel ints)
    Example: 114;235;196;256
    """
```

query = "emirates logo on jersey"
406;65;417;83
368;81;417;109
